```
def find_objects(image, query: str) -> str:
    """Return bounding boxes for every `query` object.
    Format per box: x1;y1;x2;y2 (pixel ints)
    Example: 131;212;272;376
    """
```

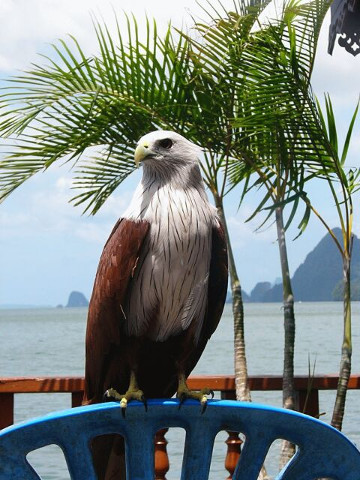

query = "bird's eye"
159;138;173;149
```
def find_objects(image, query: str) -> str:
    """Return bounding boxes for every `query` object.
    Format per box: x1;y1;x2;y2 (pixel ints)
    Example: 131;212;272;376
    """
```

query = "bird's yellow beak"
134;142;151;168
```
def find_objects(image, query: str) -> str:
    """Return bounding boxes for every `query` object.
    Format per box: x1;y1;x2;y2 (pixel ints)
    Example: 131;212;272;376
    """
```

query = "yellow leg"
176;372;214;411
104;371;146;415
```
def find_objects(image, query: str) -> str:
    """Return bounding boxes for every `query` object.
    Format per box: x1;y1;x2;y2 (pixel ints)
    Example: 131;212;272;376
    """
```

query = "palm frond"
72;144;136;214
0;14;194;211
182;0;339;236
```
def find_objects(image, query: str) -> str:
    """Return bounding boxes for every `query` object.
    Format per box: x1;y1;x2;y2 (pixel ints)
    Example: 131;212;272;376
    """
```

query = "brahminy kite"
83;130;228;477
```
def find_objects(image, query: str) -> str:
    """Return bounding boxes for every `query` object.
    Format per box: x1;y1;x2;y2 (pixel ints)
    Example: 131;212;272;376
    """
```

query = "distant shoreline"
0;304;86;310
2;300;359;310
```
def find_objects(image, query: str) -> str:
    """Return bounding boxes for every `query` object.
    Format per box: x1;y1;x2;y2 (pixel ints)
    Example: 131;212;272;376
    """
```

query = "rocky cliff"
66;291;89;307
246;228;360;302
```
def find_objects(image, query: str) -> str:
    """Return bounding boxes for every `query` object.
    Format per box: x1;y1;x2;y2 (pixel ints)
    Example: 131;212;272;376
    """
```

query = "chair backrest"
0;399;359;480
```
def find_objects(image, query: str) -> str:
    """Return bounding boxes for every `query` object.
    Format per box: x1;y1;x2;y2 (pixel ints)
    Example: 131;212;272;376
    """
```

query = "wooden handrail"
2;373;360;393
1;374;360;479
2;374;360;428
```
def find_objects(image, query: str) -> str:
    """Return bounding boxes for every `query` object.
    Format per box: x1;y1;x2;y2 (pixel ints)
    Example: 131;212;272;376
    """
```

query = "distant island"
66;291;89;308
241;228;360;302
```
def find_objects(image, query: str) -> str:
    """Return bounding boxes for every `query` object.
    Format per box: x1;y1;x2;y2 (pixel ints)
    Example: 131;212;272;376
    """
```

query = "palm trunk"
276;207;296;468
215;195;270;480
331;254;352;430
215;195;251;402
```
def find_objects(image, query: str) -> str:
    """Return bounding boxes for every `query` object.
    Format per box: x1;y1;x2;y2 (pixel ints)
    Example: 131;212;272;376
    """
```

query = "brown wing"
182;221;228;376
204;221;229;339
83;218;150;404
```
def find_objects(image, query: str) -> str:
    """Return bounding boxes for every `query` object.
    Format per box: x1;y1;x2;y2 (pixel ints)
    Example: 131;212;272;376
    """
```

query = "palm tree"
221;0;359;433
303;95;360;431
186;0;331;465
229;12;359;434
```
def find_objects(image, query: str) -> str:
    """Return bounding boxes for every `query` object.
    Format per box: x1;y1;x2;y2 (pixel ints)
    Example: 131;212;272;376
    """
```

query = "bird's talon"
103;388;118;402
176;379;214;410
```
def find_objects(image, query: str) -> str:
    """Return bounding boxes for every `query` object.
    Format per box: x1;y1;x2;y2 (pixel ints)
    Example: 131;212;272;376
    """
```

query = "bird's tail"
91;434;126;480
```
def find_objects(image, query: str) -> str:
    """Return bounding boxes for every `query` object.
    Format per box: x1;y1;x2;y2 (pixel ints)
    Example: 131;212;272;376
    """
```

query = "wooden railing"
1;374;360;478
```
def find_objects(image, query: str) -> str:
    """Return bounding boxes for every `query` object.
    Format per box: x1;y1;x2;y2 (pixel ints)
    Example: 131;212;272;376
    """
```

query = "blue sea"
1;302;359;478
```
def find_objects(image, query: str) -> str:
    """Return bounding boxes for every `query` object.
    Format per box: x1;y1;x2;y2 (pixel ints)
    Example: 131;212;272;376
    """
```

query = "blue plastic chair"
0;399;359;479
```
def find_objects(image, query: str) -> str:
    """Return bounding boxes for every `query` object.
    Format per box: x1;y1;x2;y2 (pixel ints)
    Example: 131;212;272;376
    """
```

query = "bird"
83;130;228;478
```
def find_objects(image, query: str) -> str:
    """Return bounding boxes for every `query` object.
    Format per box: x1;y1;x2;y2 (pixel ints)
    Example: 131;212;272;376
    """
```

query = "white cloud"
0;0;206;75
0;211;33;231
1;0;358;119
55;177;72;190
0;162;137;304
0;0;104;72
0;54;11;71
73;222;113;244
0;165;135;244
227;210;277;248
312;14;360;110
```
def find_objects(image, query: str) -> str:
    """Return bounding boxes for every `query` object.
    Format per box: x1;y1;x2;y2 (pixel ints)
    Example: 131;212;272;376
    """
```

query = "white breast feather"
122;176;218;343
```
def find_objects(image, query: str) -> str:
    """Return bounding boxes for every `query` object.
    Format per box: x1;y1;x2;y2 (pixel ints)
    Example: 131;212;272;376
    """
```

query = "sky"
0;0;360;306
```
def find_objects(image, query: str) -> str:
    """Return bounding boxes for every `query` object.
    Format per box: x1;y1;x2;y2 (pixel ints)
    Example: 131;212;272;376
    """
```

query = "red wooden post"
155;428;169;479
0;393;14;430
221;390;242;478
71;391;84;408
225;431;242;479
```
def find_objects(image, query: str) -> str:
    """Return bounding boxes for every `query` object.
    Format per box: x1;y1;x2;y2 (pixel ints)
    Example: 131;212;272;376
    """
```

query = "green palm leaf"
191;0;332;227
0;15;196;212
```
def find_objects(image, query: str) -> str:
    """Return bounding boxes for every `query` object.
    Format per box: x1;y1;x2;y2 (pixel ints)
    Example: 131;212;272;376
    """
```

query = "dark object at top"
66;291;89;308
328;0;360;55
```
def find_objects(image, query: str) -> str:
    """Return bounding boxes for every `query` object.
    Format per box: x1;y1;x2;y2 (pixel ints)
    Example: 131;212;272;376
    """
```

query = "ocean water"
1;302;359;478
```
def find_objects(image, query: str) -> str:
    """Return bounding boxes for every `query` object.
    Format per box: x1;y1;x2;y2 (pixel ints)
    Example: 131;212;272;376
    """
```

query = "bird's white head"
134;130;202;169
125;130;210;219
